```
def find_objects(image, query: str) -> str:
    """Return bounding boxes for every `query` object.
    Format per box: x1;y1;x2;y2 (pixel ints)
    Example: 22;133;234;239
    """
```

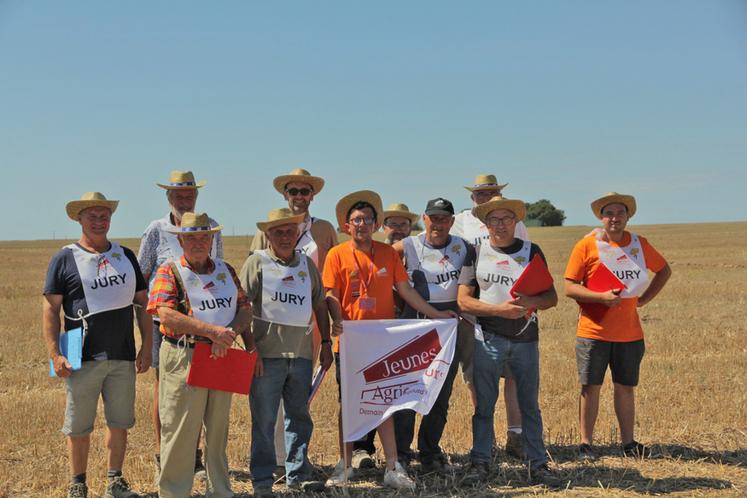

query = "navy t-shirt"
458;239;549;342
43;243;147;362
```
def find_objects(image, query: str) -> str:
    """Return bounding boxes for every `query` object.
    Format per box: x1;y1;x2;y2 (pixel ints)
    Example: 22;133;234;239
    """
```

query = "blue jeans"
471;334;547;468
249;358;313;488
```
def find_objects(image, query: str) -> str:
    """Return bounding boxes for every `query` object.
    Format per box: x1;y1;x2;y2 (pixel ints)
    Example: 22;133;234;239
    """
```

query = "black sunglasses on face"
286;188;312;196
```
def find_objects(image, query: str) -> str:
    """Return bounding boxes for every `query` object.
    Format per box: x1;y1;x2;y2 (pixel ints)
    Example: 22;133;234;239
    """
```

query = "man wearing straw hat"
247;168;338;472
322;190;457;490
239;208;334;496
43;192;152;498
564;193;671;460
138;170;222;477
382;202;418;245
147;213;252;498
451;173;528;458
457;195;561;487
349;201;419;469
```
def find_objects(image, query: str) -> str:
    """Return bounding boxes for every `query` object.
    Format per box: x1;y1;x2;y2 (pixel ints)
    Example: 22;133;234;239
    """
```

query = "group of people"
43;170;671;498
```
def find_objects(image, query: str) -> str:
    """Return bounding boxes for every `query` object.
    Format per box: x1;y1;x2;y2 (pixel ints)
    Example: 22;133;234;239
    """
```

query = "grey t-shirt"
458;239;547;342
239;248;324;360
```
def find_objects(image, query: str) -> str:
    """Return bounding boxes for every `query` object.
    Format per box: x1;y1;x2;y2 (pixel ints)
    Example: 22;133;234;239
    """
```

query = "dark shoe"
505;431;525;459
194;448;207;480
287;479;325;492
578;443;597;461
622;440;659;458
273;465;286;479
420;453;452;473
462;462;489;486
253;485;276;498
68;483;88;498
351;448;376;469
529;464;565;488
104;476;139;498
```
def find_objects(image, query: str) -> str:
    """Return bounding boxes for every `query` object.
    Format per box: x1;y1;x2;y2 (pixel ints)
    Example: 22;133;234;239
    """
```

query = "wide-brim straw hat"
472;195;526;223
66;192;119;221
591;192;637;219
157;170;207;190
166;212;223;234
382;203;419;224
273;168;325;194
335;190;383;230
464;174;508;192
256;208;306;233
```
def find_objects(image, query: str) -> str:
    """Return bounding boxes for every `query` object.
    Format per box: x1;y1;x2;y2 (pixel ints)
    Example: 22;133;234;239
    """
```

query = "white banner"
340;318;458;442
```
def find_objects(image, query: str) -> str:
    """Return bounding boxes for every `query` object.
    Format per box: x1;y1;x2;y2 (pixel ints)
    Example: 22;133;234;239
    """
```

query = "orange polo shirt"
322;240;409;351
564;232;667;342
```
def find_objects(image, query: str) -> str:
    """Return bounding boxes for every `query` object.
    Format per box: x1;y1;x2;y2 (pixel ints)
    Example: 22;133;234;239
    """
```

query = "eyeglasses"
485;215;516;226
349;216;375;226
286;187;312;196
384;221;411;230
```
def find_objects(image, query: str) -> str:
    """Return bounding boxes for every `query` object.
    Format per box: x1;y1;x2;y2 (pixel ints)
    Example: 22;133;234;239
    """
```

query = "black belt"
162;335;210;348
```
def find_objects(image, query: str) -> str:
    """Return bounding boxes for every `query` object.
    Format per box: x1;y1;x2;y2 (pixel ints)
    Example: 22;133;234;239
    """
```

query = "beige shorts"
62;360;136;437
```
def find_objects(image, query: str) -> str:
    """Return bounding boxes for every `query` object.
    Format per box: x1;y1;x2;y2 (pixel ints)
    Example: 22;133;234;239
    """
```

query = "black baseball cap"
424;198;455;216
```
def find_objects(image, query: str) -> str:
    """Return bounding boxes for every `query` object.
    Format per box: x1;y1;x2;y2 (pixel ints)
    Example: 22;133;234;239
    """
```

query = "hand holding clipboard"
509;254;555;318
580;263;626;320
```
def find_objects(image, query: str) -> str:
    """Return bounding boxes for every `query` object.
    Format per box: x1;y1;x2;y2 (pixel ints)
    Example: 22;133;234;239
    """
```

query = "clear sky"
2;1;746;240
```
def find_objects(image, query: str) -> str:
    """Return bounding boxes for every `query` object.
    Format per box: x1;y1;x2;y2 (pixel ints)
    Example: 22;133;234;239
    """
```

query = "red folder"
586;263;625;293
187;343;257;395
510;254;554;316
580;263;626;321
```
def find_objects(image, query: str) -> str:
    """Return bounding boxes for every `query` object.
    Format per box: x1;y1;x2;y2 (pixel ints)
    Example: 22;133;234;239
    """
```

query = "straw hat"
157;170;207;190
472;195;526;223
166;212;223;234
591;192;637;219
256;208;306;233
273;168;325;194
464;174;508;192
335;190;383;230
66;192;119;221
382;203;419;224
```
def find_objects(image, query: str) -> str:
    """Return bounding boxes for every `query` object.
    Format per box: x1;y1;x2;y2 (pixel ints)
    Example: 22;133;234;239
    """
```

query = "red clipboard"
510;254;554;317
580;263;626;321
187;343;257;395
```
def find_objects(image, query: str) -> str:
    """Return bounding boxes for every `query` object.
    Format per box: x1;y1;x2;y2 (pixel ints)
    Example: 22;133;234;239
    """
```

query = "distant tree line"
524;199;565;227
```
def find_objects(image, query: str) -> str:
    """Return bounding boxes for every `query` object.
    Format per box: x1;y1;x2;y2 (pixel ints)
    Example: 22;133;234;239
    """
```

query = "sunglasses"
286;187;313;196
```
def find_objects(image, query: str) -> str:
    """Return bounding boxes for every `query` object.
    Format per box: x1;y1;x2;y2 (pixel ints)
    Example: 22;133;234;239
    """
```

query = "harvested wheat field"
1;222;745;497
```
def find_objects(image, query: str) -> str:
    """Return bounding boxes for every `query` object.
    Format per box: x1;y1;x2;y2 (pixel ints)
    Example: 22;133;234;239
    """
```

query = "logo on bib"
111;252;122;261
216;272;227;285
514;255;526;264
452;244;462;255
495;259;510;267
617;254;629;262
298;270;307;283
630;247;640;258
281;275;296;287
438;254;451;266
202;281;216;292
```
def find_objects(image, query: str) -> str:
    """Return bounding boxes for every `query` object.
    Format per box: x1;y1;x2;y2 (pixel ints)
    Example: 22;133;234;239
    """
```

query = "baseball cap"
424;198;455;216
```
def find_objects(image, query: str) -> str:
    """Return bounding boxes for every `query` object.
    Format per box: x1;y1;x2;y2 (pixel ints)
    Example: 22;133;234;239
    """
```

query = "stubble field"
1;222;745;497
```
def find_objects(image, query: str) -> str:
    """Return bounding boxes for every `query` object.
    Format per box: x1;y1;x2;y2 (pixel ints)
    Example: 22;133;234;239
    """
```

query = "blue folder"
49;327;84;377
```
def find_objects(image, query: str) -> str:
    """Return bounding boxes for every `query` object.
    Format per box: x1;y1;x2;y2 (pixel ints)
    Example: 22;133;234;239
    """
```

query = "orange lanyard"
350;241;375;294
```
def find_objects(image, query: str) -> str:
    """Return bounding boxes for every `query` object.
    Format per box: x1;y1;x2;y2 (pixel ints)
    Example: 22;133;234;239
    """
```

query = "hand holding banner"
339;318;458;443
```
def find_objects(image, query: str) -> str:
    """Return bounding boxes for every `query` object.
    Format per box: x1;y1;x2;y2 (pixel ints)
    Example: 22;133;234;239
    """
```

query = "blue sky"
1;1;745;240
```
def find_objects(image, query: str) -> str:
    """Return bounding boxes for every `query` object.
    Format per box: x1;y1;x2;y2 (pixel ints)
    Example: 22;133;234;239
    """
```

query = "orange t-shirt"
564;231;667;342
322;240;409;351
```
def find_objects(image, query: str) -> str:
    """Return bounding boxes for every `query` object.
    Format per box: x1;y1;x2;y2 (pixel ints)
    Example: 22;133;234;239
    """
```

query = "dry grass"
1;222;746;497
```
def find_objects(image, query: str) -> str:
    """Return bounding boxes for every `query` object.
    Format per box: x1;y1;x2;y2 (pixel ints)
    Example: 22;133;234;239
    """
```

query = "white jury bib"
461;211;490;246
403;234;467;303
258;250;313;327
67;242;136;316
595;233;649;298
158;215;218;262
475;240;532;305
176;259;238;326
296;217;319;268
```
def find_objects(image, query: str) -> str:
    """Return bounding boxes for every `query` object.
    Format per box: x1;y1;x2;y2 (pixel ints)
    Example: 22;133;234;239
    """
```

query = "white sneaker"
325;459;354;487
384;461;416;491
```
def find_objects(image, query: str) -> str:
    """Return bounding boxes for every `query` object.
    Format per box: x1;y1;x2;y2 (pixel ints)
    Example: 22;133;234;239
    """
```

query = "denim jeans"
249;357;313;488
471;334;547;468
393;357;459;463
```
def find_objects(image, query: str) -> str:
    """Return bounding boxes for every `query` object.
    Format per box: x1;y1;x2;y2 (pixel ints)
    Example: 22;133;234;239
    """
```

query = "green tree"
524;199;566;226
